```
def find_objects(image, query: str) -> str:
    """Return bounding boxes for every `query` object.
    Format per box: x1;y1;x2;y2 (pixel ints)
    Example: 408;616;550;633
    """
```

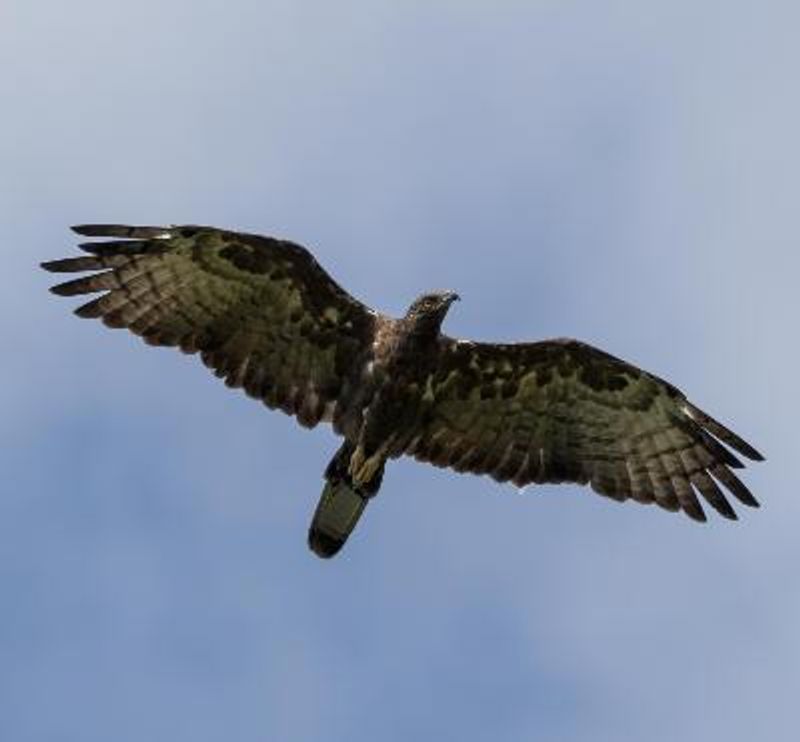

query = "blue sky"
2;2;799;741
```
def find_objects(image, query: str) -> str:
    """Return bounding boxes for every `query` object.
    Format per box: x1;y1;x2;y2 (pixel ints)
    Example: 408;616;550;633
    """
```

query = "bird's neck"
405;315;444;343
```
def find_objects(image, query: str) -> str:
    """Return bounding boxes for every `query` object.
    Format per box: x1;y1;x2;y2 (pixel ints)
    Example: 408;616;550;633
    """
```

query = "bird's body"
43;225;765;558
308;292;461;555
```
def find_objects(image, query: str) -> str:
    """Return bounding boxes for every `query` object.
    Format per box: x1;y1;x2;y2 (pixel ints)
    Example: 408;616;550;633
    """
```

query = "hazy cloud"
2;2;797;741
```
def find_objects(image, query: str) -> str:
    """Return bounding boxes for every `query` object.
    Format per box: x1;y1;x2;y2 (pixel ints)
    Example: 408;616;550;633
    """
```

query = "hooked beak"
445;291;461;304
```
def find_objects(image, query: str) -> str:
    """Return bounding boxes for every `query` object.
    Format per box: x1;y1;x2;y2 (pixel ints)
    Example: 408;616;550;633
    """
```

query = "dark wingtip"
710;465;761;509
71;224;169;239
73;297;105;319
716;500;739;521
71;224;111;236
684;402;765;463
50;282;78;296
41;256;105;273
685;508;708;524
730;441;765;463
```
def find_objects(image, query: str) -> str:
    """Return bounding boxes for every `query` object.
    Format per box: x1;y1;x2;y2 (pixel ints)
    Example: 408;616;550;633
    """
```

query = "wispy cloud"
2;2;797;741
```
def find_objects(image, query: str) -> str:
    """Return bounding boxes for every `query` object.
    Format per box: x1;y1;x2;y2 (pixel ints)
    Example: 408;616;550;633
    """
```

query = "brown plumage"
42;224;765;558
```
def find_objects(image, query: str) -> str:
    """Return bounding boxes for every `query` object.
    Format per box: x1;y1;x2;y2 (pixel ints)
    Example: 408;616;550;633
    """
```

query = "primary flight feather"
42;225;765;557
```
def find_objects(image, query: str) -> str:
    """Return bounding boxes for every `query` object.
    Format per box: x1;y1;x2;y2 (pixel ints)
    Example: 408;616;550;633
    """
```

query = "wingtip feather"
683;402;764;462
71;224;118;236
42;257;97;273
50;282;79;297
683;504;708;523
71;224;169;239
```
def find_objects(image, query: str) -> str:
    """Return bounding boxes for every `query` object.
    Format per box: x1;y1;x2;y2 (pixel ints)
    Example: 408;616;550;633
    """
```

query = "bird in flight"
42;225;765;558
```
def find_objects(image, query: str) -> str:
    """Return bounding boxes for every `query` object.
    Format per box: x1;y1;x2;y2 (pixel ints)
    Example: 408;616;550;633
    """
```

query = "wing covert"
42;224;378;428
405;337;764;521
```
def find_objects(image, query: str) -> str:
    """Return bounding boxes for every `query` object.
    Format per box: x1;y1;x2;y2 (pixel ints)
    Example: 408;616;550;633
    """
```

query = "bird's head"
405;290;460;335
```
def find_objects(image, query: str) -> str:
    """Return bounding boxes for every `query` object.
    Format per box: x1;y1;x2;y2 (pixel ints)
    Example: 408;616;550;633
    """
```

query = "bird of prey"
42;225;765;558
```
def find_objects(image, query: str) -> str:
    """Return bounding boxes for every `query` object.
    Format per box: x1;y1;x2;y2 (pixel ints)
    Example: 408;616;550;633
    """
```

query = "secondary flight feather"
42;225;765;557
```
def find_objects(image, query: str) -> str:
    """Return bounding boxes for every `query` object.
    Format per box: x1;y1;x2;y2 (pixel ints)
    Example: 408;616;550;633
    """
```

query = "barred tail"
308;479;369;558
308;442;385;558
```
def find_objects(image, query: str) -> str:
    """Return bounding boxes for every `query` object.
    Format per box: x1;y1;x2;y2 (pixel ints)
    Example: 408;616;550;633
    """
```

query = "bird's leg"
349;444;387;496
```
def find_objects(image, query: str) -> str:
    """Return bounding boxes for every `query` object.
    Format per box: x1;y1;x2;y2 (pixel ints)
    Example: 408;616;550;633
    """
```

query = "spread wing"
405;338;764;521
42;224;377;428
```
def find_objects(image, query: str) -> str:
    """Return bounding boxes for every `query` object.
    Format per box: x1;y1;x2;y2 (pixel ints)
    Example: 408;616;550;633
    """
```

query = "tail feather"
308;441;385;558
308;479;369;558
